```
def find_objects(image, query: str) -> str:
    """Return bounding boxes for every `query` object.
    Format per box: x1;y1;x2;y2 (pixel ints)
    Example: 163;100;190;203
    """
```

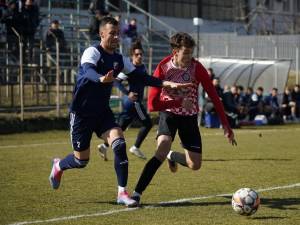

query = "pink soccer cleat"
117;191;138;207
49;158;63;189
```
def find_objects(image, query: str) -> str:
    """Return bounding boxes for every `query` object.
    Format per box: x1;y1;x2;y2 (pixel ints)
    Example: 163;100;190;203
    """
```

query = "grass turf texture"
0;124;299;225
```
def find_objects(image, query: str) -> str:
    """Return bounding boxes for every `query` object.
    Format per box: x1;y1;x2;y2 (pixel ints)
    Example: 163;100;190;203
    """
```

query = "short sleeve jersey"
70;45;135;116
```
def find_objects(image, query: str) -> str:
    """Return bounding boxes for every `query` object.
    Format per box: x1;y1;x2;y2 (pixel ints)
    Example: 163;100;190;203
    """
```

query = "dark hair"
237;85;244;91
257;86;264;92
170;32;195;49
130;41;143;56
99;16;119;28
51;20;59;25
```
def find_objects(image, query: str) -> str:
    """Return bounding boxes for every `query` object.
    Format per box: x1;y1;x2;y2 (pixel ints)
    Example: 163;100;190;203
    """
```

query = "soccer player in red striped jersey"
131;32;237;205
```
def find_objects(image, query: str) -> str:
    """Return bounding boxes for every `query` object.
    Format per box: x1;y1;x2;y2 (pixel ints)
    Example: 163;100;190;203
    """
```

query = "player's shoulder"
192;58;205;70
158;55;173;67
83;45;100;56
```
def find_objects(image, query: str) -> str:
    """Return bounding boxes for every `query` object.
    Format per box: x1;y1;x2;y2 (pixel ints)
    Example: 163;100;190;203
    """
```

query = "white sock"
118;186;126;193
167;150;174;160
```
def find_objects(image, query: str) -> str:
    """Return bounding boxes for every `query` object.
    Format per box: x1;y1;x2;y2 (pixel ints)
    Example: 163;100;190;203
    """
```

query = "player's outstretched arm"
162;81;193;89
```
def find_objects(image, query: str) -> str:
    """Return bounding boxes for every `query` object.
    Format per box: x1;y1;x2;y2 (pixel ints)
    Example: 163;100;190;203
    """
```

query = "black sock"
170;151;188;167
134;156;162;194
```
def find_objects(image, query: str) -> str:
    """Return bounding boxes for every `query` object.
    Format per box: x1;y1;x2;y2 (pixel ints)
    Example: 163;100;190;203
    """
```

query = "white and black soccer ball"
231;188;260;216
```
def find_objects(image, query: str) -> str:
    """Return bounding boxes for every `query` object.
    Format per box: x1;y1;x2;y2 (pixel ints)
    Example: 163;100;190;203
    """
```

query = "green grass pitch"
0;124;299;225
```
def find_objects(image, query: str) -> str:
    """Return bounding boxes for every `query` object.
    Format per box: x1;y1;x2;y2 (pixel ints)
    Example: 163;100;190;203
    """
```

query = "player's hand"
224;127;237;146
128;92;138;102
100;70;115;83
162;81;193;89
181;98;193;110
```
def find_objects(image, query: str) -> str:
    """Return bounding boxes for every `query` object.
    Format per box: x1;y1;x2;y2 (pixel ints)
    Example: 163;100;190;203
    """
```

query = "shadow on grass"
251;216;287;220
261;197;300;210
203;158;292;162
149;201;228;208
223;196;300;210
92;197;300;212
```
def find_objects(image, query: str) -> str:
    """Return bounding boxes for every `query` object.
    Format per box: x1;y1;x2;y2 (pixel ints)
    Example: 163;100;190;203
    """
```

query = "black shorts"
70;110;119;151
157;111;202;153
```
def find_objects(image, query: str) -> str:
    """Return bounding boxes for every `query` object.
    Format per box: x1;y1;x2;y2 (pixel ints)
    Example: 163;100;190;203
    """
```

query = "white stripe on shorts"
134;102;146;120
70;112;76;147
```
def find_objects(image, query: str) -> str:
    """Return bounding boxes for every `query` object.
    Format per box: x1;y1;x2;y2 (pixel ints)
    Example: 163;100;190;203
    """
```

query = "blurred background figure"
22;0;39;63
123;18;138;55
290;84;300;121
281;86;293;122
89;9;104;41
207;67;215;81
248;86;264;121
44;20;67;82
264;88;282;124
1;0;23;58
88;0;107;15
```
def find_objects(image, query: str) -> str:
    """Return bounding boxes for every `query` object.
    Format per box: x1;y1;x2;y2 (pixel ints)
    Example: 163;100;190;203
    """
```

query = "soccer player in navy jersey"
131;32;237;205
97;41;159;160
48;17;190;207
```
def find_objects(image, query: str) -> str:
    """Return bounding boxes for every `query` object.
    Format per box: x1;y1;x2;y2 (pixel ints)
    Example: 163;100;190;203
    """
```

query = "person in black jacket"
22;0;39;63
44;20;67;82
222;85;239;128
2;0;23;57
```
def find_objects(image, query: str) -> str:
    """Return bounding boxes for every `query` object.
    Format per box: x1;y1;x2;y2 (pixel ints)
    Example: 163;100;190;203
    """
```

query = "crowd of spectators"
202;68;300;128
0;0;39;62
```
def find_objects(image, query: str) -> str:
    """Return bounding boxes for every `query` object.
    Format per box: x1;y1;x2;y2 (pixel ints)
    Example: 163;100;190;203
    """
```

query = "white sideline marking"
1;127;300;150
8;183;300;225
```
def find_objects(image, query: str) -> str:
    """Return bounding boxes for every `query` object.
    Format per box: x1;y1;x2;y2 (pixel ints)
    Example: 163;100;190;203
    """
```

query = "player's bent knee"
154;151;168;162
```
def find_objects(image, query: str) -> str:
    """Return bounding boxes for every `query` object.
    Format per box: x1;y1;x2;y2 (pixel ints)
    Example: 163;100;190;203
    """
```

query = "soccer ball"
231;188;260;216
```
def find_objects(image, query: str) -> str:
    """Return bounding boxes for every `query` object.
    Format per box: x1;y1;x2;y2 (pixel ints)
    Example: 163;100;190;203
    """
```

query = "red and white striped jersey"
148;55;230;129
160;59;199;115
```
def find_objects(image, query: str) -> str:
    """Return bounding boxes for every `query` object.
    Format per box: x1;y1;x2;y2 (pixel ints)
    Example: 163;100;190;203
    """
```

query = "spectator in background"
114;14;127;54
248;86;264;121
264;88;282;124
0;0;8;41
88;0;107;15
207;68;215;81
222;85;239;128
22;0;39;63
45;20;66;55
123;18;138;54
89;10;104;41
2;0;23;58
203;78;223;116
45;20;67;82
236;85;248;120
290;84;300;121
125;18;138;42
281;86;292;122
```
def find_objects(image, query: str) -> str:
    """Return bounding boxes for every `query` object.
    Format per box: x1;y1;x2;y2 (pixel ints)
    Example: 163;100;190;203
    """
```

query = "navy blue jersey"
70;45;135;116
115;64;162;102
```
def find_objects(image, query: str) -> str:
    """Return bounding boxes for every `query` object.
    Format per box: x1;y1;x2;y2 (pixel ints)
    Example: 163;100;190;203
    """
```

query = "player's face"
100;24;120;51
131;49;143;65
173;46;193;68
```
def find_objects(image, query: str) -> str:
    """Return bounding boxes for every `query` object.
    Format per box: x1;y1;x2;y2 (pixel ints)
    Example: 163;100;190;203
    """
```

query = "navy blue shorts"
70;110;119;151
157;111;202;153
